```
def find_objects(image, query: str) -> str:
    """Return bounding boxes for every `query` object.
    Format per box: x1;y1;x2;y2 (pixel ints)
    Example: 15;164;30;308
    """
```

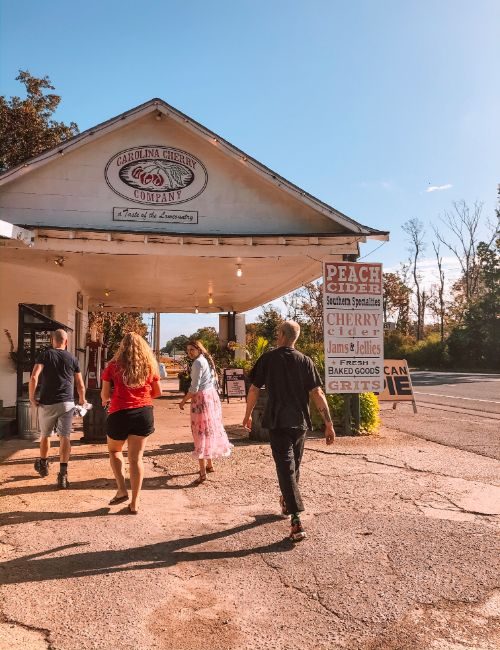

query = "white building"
0;98;387;414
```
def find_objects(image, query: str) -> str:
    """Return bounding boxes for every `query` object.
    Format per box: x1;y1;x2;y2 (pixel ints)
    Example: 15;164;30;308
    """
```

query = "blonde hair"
113;332;158;387
187;339;216;373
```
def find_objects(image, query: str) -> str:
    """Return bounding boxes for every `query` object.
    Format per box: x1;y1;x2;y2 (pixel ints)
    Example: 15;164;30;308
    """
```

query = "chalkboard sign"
223;368;247;402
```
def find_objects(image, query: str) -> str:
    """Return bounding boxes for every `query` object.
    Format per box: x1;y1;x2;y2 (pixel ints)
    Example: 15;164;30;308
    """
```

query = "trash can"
16;398;39;440
81;388;107;442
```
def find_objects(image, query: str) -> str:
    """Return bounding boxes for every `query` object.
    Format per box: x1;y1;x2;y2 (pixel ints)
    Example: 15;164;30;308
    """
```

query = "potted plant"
177;354;192;394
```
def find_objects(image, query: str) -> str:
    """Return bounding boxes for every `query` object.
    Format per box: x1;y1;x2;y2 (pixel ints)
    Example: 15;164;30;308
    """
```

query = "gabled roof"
0;98;388;239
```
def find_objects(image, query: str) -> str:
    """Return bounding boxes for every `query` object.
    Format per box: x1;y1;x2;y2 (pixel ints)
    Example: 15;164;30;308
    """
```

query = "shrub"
383;330;416;360
406;332;449;368
359;392;381;433
310;392;380;435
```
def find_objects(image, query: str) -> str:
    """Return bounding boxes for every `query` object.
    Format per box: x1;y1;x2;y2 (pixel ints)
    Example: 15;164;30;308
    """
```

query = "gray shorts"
38;402;75;438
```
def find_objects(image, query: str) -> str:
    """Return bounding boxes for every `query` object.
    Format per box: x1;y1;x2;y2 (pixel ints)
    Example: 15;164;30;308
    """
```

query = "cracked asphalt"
1;380;499;650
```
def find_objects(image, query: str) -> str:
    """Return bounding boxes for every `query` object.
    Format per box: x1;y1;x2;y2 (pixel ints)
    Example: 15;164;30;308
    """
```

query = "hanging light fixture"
54;256;65;267
208;293;213;305
236;264;242;278
195;306;199;314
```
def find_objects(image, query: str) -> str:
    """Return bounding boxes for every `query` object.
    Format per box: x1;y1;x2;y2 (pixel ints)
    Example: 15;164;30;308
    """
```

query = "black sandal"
109;494;128;505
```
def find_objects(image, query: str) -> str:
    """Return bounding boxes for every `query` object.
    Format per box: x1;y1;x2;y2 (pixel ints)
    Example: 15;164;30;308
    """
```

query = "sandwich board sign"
378;359;417;412
223;368;246;402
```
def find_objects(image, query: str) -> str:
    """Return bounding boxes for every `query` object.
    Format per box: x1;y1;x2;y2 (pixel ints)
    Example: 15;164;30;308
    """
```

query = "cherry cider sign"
323;261;384;394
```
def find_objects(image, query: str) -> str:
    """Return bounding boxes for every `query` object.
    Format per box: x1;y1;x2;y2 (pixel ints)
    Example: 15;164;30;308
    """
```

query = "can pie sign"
105;146;208;205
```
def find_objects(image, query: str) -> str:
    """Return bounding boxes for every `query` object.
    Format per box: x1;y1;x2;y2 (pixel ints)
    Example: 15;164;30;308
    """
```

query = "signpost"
323;261;384;395
378;359;417;413
223;368;246;402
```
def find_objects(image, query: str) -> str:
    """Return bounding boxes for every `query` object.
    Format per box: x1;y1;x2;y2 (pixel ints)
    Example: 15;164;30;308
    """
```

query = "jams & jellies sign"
105;146;208;205
323;261;384;393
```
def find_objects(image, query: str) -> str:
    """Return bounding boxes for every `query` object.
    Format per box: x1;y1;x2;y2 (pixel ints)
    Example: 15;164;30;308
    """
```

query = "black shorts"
106;406;155;440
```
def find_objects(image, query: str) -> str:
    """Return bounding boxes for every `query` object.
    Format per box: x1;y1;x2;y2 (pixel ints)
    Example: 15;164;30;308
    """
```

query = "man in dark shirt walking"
243;320;335;541
29;329;86;488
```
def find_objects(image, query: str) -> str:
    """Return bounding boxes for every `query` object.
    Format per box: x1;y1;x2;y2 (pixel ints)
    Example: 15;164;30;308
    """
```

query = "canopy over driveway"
0;98;388;313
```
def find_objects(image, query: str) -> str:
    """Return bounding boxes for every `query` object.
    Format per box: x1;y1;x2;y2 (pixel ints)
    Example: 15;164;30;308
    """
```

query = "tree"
434;200;490;312
428;241;446;343
0;70;78;172
161;335;189;355
447;238;499;368
87;312;148;358
282;281;323;343
189;326;219;353
402;218;426;340
383;271;411;333
255;304;283;342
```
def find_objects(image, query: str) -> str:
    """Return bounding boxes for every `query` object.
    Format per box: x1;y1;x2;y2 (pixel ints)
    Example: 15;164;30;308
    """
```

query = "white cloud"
386;256;462;292
425;183;453;193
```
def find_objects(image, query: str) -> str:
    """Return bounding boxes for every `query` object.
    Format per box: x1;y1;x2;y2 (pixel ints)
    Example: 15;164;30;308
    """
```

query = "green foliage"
255;305;283;342
446;240;499;369
359;392;381;433
189;326;219;354
0;70;79;172
406;332;450;368
310;393;380;435
383;272;411;332
383;330;415;360
295;341;324;368
161;334;188;355
247;335;270;360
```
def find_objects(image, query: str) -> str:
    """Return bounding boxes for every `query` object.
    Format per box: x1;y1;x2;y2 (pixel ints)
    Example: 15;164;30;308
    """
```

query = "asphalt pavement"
0;378;499;650
411;371;500;415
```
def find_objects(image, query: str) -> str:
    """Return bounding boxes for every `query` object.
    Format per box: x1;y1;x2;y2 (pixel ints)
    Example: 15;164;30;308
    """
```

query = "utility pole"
154;312;161;360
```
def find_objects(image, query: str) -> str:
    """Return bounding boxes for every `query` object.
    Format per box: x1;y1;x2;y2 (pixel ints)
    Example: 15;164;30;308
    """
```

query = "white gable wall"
0;114;344;235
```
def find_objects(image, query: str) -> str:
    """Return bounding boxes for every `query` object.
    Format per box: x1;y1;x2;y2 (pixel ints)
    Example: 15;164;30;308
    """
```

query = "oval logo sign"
105;146;208;205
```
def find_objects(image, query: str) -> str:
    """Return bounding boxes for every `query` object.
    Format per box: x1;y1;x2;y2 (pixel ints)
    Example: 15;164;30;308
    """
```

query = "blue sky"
1;1;499;342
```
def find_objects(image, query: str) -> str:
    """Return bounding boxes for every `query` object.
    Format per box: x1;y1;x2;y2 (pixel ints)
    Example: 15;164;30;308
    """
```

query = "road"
411;371;500;416
381;371;500;460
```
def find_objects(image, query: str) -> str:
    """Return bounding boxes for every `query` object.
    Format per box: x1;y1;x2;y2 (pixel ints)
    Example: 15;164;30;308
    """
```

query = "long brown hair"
113;332;158;387
187;339;216;373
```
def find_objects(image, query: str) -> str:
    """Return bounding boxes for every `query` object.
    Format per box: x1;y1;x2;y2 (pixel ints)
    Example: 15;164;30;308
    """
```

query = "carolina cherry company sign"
105;146;208;205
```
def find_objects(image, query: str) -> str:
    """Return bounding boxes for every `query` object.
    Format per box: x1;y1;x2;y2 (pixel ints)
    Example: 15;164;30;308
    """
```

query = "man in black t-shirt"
29;329;86;488
243;320;335;542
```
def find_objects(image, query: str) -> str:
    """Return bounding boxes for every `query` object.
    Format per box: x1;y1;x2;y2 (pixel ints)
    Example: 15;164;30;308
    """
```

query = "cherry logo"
119;160;194;192
105;146;208;205
131;166;165;187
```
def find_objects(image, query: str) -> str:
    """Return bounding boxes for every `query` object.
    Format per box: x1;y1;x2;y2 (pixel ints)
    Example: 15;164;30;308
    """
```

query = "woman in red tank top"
101;333;161;513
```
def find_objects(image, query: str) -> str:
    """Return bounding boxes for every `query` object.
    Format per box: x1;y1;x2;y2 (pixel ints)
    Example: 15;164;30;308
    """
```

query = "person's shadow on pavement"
0;514;293;585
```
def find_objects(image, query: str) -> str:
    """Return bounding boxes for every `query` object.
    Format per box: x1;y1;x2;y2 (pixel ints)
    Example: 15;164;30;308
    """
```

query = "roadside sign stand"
379;360;417;413
222;368;247;403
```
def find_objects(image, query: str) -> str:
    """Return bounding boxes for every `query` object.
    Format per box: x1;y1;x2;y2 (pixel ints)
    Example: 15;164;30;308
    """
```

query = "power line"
358;240;388;260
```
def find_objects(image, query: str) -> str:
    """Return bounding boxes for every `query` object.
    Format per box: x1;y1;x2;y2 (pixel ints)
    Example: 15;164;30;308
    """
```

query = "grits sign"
323;261;384;394
105;146;208;205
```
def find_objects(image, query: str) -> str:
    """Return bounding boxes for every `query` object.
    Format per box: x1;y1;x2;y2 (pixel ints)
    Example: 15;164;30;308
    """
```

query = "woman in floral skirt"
179;340;232;482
